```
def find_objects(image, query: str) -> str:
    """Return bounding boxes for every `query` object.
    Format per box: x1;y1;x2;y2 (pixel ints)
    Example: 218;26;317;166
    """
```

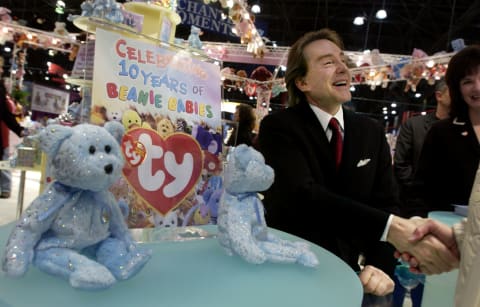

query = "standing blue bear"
217;145;319;267
188;25;203;50
2;121;151;290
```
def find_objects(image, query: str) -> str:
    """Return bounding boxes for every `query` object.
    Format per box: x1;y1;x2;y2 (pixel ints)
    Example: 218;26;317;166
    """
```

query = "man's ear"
295;77;308;91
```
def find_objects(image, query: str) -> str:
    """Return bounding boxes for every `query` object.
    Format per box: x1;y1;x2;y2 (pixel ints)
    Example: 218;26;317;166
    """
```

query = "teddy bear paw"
297;249;319;268
114;249;152;280
69;265;116;290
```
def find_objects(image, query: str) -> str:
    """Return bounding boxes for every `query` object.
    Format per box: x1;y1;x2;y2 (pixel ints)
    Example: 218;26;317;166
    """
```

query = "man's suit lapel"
338;108;358;174
295;102;337;174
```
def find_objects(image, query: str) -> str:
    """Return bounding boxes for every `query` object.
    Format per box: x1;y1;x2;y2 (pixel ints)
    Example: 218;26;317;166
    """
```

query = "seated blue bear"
2;121;151;290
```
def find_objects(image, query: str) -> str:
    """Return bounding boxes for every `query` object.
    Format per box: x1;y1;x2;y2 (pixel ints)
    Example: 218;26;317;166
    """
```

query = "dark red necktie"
328;118;343;170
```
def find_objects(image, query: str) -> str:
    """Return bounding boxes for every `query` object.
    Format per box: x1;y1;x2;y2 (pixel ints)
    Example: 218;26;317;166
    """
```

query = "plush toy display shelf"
123;2;181;44
73;16;135;34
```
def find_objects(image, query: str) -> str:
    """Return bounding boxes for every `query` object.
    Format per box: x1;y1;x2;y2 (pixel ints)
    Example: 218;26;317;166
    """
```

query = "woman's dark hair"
445;45;480;119
226;103;256;146
236;103;256;131
285;28;344;107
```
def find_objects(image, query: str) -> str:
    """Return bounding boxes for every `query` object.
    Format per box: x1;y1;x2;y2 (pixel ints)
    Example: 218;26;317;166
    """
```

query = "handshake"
387;216;460;275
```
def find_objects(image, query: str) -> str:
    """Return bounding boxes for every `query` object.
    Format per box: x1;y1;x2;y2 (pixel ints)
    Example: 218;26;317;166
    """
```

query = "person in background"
0;56;26;199
398;45;480;307
256;28;458;303
414;45;480;214
226;103;256;147
394;79;451;217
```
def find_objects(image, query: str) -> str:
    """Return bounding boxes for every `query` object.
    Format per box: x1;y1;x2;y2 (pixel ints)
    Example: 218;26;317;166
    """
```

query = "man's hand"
387;216;459;275
359;265;394;296
393;219;460;273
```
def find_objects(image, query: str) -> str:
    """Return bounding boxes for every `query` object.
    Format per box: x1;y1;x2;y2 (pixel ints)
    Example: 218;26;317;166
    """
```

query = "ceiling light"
251;4;261;14
375;9;387;19
353;16;365;26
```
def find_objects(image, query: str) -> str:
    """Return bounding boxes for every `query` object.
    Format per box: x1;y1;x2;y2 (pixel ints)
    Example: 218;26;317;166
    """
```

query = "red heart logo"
122;128;203;215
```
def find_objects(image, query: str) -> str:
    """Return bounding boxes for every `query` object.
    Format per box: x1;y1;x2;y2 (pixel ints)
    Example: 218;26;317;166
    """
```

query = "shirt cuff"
380;214;394;242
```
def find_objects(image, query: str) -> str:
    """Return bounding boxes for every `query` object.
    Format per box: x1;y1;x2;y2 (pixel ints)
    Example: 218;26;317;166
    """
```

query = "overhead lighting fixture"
376;0;387;19
375;9;387;19
251;4;261;14
353;16;365;26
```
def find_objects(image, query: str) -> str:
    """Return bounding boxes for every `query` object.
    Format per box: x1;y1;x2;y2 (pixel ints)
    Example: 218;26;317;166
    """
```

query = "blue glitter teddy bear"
2;121;151;290
217;144;319;267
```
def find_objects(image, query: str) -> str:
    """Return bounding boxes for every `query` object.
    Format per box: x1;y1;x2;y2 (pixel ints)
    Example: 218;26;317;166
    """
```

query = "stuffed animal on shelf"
53;22;69;37
217;144;319;267
188;25;203;50
1;121;151;290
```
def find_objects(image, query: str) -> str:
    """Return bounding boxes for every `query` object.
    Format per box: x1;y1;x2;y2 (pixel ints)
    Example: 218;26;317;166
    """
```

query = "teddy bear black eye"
89;145;96;154
105;145;111;153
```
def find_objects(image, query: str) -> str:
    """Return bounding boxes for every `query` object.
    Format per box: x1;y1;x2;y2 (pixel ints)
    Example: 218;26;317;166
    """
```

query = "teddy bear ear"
104;120;125;144
36;124;73;156
232;144;251;170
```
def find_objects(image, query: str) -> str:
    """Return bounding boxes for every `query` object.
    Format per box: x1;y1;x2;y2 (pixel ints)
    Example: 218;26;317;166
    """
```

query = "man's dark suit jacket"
394;112;439;216
257;100;400;274
414;116;480;211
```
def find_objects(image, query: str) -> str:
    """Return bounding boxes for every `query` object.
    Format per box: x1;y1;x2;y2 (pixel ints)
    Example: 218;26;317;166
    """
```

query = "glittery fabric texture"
1;121;151;290
217;145;319;267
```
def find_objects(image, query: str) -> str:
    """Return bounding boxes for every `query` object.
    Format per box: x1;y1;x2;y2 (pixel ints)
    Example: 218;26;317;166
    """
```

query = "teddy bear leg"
34;247;116;289
96;238;151;280
256;241;319;267
263;232;310;250
226;218;267;264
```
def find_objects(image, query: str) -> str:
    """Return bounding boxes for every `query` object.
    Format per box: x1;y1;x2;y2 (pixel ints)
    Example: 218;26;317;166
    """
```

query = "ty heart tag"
122;128;203;215
122;133;146;167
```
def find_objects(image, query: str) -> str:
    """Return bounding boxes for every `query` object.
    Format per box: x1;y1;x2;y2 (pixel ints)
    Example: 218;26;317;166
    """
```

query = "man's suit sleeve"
371;121;401;214
258;114;389;241
394;120;414;186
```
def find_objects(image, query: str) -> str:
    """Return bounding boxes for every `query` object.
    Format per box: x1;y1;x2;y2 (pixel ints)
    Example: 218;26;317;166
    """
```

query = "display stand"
0;154;46;218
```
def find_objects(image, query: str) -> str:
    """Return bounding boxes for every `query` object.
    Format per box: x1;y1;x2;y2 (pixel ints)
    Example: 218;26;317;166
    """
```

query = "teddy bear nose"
104;164;113;174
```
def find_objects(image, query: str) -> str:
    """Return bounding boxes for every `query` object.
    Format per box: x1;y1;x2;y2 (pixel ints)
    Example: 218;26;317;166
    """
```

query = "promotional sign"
93;28;222;228
31;84;70;115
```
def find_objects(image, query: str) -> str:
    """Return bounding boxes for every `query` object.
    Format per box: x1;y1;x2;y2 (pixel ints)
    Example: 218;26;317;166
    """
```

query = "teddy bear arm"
225;208;266;263
106;194;136;249
2;193;60;277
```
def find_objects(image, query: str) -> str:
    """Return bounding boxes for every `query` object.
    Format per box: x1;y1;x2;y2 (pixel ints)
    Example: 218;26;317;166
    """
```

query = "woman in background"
226;103;256;147
0;56;26;198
